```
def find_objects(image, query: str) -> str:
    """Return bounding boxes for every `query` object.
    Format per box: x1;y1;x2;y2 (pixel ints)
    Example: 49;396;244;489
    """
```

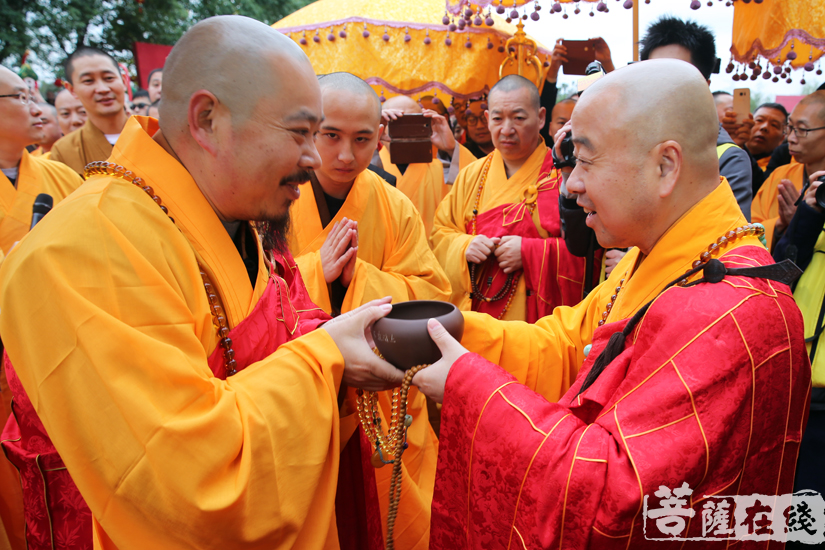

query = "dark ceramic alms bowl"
371;301;464;370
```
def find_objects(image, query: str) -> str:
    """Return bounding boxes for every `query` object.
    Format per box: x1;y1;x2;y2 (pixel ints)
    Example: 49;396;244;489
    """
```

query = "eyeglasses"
784;123;825;138
0;91;33;106
465;113;487;127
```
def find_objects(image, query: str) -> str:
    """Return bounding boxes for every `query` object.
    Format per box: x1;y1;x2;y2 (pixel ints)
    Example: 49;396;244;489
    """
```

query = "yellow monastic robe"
289;169;450;550
0;117;346;550
28;147;51;160
0;150;83;254
757;155;770;171
49;118;114;176
430;143;549;321
459;179;755;402
0;150;82;550
378;145;476;237
752;161;803;250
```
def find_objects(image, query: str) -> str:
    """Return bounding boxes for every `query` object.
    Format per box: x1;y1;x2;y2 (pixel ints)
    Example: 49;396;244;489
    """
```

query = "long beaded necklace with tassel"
355;356;429;550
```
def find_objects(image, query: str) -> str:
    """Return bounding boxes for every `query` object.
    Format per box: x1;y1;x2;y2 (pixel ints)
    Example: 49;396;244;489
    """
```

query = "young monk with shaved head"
49;47;129;176
288;71;450;550
378;94;476;236
403;59;808;548
0;16;404;550
431;75;601;325
53;88;87;135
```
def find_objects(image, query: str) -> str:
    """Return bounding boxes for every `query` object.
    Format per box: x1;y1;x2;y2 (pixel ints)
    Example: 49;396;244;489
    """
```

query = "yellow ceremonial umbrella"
729;0;825;85
273;0;553;103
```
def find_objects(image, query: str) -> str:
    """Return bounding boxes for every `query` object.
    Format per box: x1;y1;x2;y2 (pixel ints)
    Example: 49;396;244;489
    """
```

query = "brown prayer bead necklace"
355;353;428;550
467;154;519;319
597;223;766;327
84;161;238;376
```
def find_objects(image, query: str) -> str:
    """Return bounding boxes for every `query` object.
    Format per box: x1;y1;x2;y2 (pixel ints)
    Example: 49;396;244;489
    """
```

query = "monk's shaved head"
160;15;314;136
577;58;718;181
382;95;422;115
153;14;323;235
489;75;540;112
567;59;722;254
319;72;382;120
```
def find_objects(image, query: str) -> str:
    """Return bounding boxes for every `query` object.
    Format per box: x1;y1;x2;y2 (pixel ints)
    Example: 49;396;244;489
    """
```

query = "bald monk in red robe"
412;60;811;548
431;76;600;322
0;17;403;550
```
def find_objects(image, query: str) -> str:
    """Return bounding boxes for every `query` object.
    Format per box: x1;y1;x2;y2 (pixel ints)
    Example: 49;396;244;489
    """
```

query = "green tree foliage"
0;0;312;74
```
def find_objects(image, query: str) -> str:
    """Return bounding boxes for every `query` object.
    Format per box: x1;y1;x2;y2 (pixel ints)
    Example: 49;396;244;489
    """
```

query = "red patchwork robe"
430;182;811;549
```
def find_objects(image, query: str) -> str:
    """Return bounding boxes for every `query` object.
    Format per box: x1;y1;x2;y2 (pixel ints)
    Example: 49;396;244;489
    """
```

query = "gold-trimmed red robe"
431;143;599;322
430;180;811;548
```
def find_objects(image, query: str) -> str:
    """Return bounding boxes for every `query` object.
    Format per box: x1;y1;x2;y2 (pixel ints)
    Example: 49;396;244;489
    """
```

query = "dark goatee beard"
255;168;309;255
255;213;290;255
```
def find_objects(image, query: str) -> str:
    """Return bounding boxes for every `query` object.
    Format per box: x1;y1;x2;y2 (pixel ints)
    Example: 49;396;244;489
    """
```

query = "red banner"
133;41;172;89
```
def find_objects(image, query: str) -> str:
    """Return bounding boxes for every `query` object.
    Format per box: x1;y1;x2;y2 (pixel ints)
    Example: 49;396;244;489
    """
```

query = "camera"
551;61;605;171
552;133;576;169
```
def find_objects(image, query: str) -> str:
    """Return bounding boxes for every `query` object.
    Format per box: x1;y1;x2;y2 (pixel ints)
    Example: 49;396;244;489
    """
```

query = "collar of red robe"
577;257;803;396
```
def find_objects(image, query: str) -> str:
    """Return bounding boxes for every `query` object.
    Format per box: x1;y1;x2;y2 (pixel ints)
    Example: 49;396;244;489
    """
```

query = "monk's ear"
656;140;682;198
187;90;220;157
537;106;546;131
377;123;385;143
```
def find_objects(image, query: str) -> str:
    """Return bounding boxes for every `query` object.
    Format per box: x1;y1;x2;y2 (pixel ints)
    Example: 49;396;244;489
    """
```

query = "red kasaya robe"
1;251;333;550
470;151;600;321
430;183;811;548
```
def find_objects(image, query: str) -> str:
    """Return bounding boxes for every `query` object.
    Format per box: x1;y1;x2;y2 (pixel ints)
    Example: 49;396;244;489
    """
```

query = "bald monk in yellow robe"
50;47;129;176
0;66;83;550
0;17;404;550
432;76;598;323
288;72;450;550
378;95;476;236
30;103;63;158
753;91;825;250
412;59;810;549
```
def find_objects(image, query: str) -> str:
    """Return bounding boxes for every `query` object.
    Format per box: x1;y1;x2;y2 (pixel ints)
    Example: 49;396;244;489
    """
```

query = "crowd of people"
0;11;821;550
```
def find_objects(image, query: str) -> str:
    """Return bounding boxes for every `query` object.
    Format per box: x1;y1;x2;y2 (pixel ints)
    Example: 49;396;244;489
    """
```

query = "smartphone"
388;114;433;165
561;39;598;76
733;88;750;126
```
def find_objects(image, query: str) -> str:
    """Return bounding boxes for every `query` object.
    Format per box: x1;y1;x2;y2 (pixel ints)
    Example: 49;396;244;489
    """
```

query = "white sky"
521;0;814;101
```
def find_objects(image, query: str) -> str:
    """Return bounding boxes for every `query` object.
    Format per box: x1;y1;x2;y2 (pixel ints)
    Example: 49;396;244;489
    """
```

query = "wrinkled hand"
805;171;825;213
321;218;358;284
604;248;627;277
466;235;499;264
412;319;469;404
776;180;800;233
494;235;522;274
592;37;615;73
547;40;568;82
323;298;405;392
721;110;754;147
423;108;456;153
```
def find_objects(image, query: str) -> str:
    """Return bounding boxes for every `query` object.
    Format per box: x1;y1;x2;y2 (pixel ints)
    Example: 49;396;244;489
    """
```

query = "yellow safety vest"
794;231;825;387
716;142;739;158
